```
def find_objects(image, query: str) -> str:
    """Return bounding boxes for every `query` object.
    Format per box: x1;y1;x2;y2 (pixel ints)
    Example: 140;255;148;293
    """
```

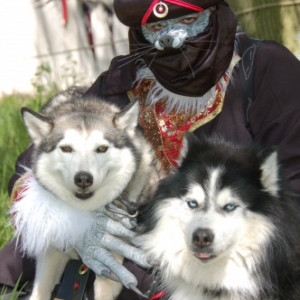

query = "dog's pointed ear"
114;99;139;135
259;147;280;197
21;107;53;144
177;132;199;167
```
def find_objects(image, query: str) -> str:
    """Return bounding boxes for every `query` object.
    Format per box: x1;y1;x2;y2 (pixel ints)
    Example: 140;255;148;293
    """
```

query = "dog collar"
141;0;204;25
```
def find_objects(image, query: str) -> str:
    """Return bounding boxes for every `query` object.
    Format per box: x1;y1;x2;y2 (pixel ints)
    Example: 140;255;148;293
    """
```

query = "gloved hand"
74;205;151;297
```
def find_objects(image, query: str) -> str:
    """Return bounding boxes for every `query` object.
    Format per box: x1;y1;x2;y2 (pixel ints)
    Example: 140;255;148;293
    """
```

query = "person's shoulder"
257;39;298;64
237;32;297;63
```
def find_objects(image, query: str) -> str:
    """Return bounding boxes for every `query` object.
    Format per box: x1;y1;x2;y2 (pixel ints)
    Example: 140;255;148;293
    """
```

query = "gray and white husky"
138;133;300;300
10;87;162;300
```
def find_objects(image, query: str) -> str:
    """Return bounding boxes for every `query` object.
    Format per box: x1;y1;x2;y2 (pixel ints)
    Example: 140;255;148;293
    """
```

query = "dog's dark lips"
75;192;94;200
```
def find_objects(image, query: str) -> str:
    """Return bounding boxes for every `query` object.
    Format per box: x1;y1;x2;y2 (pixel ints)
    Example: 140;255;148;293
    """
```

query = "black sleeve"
85;55;135;108
85;72;131;108
8;145;33;196
250;40;300;193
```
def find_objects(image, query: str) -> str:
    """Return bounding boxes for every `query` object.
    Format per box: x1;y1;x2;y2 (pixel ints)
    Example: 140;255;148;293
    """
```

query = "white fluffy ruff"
10;172;96;257
140;199;275;300
135;47;240;115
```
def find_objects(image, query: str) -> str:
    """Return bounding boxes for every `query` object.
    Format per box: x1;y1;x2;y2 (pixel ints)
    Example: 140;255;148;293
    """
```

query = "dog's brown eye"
96;146;108;153
60;146;73;153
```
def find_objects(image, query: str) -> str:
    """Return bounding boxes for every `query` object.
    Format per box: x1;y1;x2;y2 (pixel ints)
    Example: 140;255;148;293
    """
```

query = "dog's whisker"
129;43;154;48
180;48;195;78
188;38;216;44
117;52;144;62
130;45;156;53
132;47;155;53
183;44;212;51
117;45;155;57
147;50;159;69
117;48;155;68
117;46;155;62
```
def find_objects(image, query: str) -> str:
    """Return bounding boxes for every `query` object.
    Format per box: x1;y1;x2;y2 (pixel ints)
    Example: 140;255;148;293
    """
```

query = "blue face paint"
141;9;211;50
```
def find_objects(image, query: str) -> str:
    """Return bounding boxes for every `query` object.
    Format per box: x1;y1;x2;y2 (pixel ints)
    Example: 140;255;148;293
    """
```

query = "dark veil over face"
128;3;237;97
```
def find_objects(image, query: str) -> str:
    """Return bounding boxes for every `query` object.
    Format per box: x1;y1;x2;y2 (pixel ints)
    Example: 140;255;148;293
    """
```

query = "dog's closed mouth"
75;192;94;200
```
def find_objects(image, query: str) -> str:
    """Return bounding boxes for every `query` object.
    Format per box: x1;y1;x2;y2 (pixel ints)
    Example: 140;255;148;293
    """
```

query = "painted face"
141;9;212;50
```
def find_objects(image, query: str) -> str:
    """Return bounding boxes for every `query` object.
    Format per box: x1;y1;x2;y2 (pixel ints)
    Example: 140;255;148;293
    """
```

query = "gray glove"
74;205;151;297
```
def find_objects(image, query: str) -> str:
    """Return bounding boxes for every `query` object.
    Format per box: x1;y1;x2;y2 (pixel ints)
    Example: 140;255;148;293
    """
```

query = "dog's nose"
158;35;174;48
192;228;214;248
74;171;93;188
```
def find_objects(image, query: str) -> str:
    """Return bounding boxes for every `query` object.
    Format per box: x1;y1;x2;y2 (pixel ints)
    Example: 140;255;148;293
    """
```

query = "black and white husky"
10;87;162;300
138;133;300;300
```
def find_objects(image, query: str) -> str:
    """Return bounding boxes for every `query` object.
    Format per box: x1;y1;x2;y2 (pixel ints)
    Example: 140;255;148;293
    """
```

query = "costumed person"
1;0;300;299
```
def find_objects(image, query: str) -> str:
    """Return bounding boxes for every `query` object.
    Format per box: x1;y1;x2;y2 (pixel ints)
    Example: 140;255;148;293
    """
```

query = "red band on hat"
141;0;205;25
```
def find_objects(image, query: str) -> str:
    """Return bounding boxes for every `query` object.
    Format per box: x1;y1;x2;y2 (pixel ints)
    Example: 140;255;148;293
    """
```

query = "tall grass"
0;275;26;300
0;58;84;250
0;93;50;248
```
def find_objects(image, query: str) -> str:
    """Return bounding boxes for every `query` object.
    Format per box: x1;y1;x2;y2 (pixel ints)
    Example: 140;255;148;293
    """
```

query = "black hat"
114;0;225;27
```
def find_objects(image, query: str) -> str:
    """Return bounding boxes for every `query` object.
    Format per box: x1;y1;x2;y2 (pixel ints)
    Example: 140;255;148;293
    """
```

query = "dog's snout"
193;228;214;248
159;35;174;48
74;171;93;188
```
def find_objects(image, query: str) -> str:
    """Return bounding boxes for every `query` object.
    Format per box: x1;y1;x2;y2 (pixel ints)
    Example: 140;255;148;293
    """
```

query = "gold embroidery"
126;54;240;173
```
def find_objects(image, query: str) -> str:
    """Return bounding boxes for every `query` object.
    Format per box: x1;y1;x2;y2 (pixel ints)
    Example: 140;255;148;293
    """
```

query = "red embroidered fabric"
131;77;227;173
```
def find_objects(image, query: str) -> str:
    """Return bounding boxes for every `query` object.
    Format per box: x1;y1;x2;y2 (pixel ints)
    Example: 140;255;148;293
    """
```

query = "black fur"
138;133;300;299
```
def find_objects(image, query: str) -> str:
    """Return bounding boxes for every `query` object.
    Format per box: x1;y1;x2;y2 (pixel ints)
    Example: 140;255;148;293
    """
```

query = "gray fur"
16;87;164;300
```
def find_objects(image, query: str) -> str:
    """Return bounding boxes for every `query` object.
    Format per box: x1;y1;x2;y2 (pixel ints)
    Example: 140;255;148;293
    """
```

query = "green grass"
0;275;26;300
0;93;52;249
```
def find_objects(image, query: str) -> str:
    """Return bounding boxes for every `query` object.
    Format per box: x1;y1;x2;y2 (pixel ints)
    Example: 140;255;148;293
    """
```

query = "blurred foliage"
227;0;300;56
